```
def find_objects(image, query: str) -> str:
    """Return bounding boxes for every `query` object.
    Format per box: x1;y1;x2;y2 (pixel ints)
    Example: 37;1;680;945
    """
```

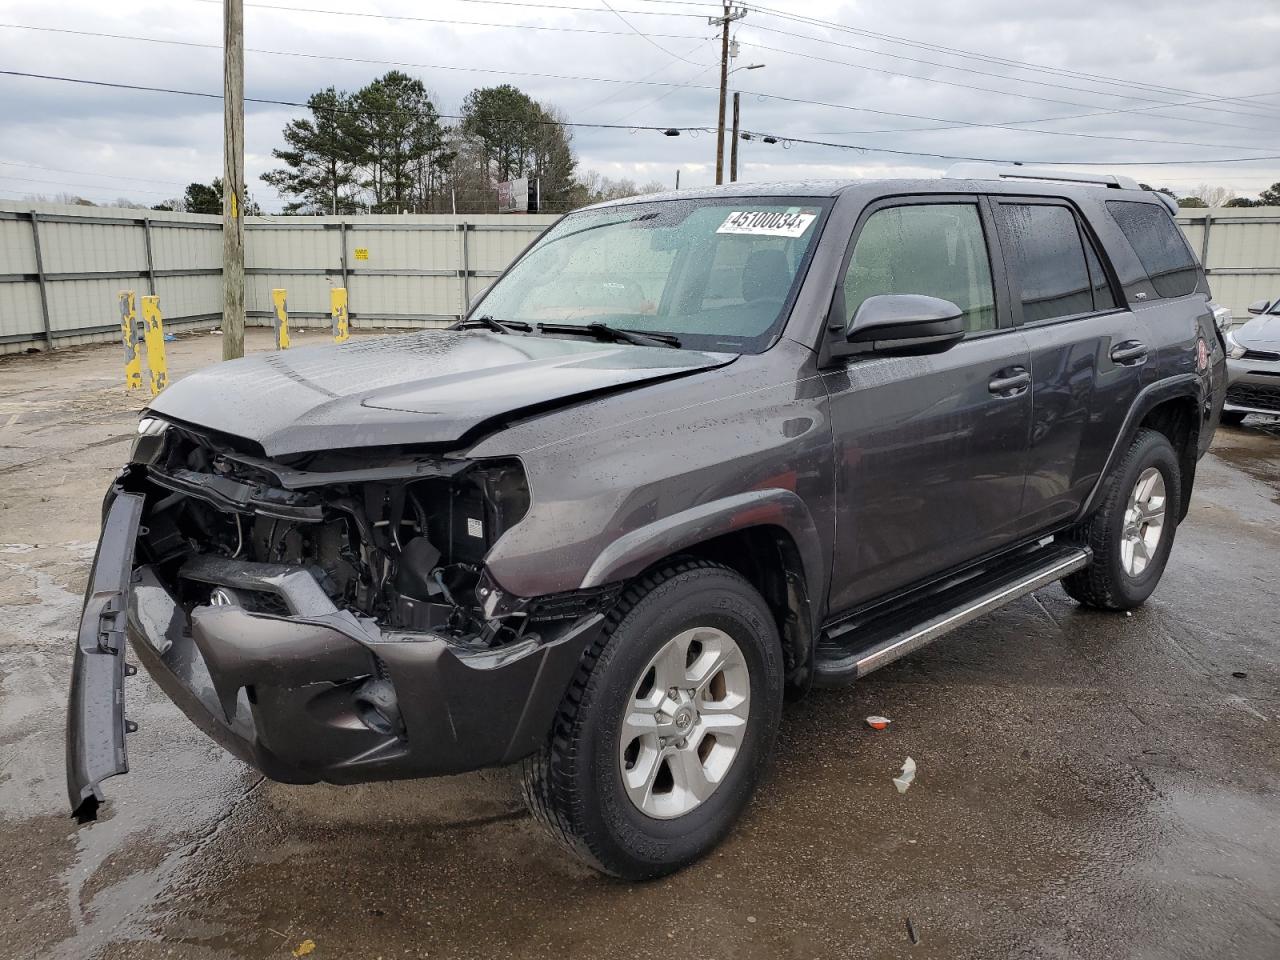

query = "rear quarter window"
1105;200;1199;299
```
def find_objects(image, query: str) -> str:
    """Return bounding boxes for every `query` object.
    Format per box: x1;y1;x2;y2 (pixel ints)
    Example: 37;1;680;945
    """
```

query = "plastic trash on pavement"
893;757;917;794
865;715;892;730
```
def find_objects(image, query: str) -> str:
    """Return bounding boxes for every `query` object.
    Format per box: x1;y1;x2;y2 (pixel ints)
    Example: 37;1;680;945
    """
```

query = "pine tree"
262;88;364;214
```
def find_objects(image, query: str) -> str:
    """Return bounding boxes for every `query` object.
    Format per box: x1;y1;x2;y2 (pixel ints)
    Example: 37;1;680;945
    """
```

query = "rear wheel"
1220;410;1248;427
521;560;784;879
1063;428;1181;611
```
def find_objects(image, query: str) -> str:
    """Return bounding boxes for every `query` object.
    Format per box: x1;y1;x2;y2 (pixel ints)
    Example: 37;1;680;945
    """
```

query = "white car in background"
1222;298;1280;425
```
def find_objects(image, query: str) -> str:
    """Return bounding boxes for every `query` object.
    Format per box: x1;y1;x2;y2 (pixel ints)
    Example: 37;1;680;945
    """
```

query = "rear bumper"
67;487;605;814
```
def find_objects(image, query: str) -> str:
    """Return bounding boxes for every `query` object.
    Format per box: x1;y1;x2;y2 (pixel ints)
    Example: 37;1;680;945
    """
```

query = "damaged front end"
67;417;616;819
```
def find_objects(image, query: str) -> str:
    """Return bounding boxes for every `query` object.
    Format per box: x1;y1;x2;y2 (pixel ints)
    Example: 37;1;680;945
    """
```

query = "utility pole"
709;4;746;185
730;91;741;183
222;0;245;361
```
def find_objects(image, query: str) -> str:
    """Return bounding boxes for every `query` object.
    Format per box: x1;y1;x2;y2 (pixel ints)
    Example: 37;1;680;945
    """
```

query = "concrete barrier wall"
3;199;1277;354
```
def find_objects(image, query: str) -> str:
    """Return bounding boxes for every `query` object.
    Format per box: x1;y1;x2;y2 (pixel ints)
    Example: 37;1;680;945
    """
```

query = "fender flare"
1078;373;1204;520
579;488;827;611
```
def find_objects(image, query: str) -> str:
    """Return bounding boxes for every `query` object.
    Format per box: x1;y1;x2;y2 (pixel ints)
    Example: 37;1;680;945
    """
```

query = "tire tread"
1062;427;1178;610
520;558;727;876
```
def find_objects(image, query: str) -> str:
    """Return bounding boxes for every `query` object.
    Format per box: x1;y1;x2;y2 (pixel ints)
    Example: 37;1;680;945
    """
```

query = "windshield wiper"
537;322;680;349
452;314;529;335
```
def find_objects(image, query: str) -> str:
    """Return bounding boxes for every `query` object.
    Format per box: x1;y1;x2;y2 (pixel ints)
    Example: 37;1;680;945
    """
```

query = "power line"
0;68;714;131
0;23;726;98
0;173;177;196
732;86;1273;152
188;0;707;39
440;0;711;16
192;0;1280;126
600;0;714;65
742;3;1280;120
5;27;1274;154
189;0;1280;127
212;0;713;20
0;158;190;189
799;84;1280;139
738;27;1280;127
576;37;715;115
738;39;1274;134
737;127;1280;167
4;68;1277;169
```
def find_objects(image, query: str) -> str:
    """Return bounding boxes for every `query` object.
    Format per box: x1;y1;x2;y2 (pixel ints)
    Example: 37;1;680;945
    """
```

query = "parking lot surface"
1;330;1277;960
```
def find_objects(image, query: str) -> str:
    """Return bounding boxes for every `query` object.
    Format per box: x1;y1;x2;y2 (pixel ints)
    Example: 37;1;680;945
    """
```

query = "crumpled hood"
1235;313;1280;349
148;330;735;456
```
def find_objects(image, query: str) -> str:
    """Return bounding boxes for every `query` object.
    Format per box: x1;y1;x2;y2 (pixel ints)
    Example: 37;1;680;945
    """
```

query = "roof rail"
942;162;1140;191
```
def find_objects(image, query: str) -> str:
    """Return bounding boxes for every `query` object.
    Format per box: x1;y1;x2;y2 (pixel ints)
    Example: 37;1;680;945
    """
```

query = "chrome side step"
814;544;1091;687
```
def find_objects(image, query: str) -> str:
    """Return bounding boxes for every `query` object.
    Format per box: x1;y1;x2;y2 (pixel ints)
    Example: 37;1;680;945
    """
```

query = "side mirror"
845;294;966;356
1247;299;1271;316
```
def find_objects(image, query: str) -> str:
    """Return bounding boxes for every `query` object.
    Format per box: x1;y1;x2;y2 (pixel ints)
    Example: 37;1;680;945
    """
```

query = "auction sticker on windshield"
717;210;816;238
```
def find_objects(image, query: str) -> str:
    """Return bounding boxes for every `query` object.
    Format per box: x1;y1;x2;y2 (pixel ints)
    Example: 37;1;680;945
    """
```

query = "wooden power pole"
730;91;741;183
710;4;745;185
222;0;245;361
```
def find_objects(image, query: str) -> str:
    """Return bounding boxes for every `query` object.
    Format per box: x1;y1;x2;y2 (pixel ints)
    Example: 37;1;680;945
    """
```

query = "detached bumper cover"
66;490;144;821
66;496;606;817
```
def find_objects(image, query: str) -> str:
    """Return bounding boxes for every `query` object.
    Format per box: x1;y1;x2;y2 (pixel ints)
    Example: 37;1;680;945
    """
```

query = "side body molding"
1077;373;1204;521
579;488;827;606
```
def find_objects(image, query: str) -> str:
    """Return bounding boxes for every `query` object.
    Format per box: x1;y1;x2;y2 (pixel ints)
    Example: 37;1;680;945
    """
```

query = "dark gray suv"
68;166;1227;879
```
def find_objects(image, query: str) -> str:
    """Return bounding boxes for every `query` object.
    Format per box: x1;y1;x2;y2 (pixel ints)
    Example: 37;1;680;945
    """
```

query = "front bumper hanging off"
65;486;606;820
66;492;145;821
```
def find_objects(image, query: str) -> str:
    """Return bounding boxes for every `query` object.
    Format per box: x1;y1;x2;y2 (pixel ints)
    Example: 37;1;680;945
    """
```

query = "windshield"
473;197;830;353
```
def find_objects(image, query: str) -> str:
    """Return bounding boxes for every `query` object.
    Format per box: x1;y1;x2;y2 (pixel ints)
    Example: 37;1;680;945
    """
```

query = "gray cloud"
0;0;1276;209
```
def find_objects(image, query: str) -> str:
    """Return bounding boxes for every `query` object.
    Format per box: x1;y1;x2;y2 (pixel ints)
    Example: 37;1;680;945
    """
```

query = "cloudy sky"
0;0;1277;211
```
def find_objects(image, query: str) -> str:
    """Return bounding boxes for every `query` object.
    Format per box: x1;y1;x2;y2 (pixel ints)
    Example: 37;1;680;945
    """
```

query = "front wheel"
521;560;784;879
1063;428;1181;611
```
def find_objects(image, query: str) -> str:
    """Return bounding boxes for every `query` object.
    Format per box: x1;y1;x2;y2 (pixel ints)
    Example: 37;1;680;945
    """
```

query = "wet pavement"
1;332;1277;960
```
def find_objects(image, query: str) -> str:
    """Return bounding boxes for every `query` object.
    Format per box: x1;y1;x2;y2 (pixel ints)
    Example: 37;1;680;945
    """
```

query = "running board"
813;543;1091;687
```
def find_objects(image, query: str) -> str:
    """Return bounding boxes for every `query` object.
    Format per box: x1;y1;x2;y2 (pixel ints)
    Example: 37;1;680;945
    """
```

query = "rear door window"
995;202;1095;323
1106;200;1199;299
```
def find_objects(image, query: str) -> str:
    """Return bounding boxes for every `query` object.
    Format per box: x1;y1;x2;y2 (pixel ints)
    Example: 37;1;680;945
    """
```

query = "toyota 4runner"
68;165;1227;879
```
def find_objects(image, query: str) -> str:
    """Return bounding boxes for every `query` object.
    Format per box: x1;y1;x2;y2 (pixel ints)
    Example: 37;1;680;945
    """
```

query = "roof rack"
942;162;1140;191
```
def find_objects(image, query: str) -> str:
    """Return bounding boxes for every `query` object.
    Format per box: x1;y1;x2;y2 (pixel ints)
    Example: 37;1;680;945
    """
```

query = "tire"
1220;410;1248;427
1062;428;1181;611
521;559;784;880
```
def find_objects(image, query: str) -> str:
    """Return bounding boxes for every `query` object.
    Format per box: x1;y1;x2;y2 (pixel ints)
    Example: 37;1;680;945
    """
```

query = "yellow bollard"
330;287;349;344
118;290;142;391
272;288;290;349
139;295;168;396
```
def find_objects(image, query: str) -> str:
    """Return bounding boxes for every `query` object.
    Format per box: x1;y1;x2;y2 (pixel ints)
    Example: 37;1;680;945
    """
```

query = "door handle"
1110;340;1148;365
988;368;1031;396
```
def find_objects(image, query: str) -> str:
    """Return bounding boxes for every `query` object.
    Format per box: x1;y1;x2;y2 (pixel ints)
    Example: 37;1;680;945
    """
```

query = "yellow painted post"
139;295;169;396
330;287;349;343
118;290;142;391
272;288;290;349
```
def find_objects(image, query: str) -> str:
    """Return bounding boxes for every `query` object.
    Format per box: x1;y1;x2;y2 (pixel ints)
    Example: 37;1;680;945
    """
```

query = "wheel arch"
579;490;825;700
1080;375;1204;523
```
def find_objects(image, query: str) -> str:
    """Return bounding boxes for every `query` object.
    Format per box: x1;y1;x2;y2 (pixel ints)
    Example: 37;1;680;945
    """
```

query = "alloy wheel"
1121;466;1166;577
618;626;751;819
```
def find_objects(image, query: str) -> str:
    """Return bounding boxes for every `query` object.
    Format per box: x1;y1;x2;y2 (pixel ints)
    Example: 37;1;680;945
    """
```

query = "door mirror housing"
841;294;966;357
1247;299;1272;316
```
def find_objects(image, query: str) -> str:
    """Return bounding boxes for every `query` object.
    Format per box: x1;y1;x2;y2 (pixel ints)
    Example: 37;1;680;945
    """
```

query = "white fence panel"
0;201;557;354
5;198;1276;354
